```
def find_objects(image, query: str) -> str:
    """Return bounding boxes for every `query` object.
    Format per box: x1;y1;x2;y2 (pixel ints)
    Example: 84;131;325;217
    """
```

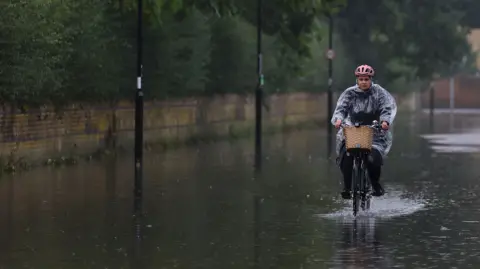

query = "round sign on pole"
326;49;335;59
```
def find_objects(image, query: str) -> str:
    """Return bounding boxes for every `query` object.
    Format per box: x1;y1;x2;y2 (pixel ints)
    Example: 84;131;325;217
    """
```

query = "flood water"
0;113;480;268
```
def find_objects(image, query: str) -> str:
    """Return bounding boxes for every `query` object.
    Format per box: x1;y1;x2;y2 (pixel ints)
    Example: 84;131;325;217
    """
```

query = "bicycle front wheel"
360;159;371;211
363;162;372;211
352;158;361;216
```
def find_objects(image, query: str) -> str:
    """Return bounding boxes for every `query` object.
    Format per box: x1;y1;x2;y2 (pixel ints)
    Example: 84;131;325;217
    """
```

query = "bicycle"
341;120;381;217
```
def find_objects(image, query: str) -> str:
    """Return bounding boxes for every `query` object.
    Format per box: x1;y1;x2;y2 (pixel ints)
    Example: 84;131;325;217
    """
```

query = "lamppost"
133;0;144;258
135;0;144;197
255;0;264;171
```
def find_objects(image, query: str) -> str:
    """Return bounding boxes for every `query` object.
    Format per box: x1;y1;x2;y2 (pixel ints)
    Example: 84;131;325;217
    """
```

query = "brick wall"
0;93;328;162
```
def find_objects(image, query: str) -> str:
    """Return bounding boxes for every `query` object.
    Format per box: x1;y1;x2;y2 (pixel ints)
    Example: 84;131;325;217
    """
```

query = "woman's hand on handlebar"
335;119;342;129
381;121;389;130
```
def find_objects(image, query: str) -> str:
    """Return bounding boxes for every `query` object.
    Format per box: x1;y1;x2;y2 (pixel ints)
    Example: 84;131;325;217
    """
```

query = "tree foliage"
337;0;475;84
0;0;477;108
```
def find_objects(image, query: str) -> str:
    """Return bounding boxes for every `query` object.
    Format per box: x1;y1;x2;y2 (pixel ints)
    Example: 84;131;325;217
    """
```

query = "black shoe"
371;183;384;197
341;189;352;199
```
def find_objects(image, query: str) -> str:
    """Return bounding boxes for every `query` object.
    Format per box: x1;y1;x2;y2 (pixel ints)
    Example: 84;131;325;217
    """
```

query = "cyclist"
331;64;397;199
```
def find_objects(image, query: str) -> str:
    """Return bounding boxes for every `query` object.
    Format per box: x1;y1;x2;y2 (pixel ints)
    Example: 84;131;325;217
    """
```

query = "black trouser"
338;143;383;190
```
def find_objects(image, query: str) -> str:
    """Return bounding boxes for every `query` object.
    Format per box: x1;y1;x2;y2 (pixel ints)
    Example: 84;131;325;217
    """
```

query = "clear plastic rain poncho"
330;83;397;158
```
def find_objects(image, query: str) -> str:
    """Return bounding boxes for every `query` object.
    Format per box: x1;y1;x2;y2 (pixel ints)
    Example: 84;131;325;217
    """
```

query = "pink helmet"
355;65;375;77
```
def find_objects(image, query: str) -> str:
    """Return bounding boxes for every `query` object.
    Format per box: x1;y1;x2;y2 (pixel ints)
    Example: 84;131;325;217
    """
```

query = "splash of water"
318;190;427;220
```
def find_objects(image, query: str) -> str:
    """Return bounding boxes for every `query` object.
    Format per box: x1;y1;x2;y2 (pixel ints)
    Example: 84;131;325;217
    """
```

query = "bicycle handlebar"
340;120;381;128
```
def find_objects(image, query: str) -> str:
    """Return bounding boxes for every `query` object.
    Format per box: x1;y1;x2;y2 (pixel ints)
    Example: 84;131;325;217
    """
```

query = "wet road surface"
0;114;479;268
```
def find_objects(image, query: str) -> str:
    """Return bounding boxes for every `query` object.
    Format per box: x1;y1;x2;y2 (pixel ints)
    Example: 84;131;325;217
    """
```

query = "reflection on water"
0;115;480;268
422;131;480;153
328;217;392;269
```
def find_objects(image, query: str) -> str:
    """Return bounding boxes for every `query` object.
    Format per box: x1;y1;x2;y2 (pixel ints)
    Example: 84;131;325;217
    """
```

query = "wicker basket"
344;126;374;150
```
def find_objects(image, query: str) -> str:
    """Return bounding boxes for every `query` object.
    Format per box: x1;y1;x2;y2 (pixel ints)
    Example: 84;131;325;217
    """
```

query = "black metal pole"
327;15;333;156
132;1;144;263
255;0;263;171
134;0;144;197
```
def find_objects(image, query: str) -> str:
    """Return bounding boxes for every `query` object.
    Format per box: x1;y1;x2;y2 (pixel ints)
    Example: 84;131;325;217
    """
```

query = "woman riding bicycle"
331;64;397;199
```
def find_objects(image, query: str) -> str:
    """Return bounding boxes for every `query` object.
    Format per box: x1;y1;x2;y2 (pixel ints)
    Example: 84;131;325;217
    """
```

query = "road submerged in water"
0;114;479;268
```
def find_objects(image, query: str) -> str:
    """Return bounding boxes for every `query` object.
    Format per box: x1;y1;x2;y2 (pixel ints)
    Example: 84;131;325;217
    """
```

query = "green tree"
143;8;211;99
1;0;478;109
337;0;475;88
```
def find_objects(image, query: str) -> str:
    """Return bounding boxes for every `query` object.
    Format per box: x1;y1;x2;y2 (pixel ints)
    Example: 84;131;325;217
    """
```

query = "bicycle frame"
341;121;381;216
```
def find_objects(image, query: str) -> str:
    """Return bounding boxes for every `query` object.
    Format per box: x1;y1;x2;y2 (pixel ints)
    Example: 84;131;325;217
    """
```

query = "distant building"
467;28;480;72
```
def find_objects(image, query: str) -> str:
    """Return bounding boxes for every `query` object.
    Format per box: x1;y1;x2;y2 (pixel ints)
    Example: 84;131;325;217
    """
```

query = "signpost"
326;49;335;60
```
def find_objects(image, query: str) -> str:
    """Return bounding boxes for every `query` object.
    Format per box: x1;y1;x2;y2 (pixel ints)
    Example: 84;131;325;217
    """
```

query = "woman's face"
357;76;372;90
